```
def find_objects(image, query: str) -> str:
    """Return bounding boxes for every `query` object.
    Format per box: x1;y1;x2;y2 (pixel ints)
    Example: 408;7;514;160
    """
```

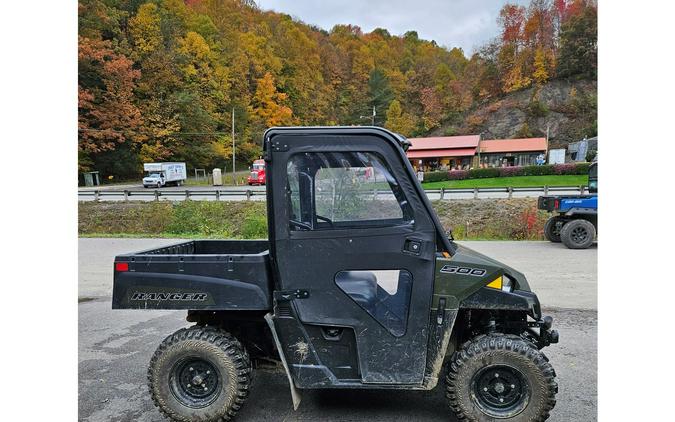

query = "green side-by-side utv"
113;127;560;421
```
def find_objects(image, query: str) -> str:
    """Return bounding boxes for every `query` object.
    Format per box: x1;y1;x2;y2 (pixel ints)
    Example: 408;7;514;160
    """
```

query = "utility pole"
232;107;236;185
371;105;376;126
477;132;482;168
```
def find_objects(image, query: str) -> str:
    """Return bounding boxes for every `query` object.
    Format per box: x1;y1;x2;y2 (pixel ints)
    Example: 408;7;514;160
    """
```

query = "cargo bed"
112;240;272;310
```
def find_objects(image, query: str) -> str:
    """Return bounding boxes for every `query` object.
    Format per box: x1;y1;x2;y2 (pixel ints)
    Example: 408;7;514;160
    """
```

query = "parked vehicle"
114;127;559;422
538;162;597;249
247;159;266;185
143;162;187;188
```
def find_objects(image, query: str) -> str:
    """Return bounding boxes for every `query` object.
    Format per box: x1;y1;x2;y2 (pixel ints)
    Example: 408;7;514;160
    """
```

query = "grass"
421;174;588;189
184;170;252;187
79;197;548;241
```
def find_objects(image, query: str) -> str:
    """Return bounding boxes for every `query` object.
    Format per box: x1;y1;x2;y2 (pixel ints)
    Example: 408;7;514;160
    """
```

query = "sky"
257;0;531;55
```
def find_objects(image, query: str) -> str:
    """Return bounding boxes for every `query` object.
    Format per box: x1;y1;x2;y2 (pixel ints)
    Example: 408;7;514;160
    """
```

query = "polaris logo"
440;265;486;277
130;292;208;301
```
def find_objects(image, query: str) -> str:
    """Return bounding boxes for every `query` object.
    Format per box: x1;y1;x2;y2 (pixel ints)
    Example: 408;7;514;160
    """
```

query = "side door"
267;130;438;386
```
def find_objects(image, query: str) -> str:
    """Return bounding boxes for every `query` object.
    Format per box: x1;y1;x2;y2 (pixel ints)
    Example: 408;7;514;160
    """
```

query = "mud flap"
264;313;302;410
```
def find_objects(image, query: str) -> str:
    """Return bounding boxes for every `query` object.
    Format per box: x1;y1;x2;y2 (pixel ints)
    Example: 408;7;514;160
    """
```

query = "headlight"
486;275;514;292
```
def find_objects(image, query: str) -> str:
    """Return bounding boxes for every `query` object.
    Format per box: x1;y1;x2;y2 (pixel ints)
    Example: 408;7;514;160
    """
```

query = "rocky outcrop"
435;79;597;148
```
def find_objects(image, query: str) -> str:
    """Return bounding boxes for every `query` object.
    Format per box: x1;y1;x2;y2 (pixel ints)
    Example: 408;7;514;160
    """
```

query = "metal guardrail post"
508;187;513;199
123;190;129;202
440;187;445;200
473;188;478;199
579;185;584;194
246;189;252;201
215;190;220;201
185;190;190;200
154;190;159;202
544;185;549;195
93;190;99;202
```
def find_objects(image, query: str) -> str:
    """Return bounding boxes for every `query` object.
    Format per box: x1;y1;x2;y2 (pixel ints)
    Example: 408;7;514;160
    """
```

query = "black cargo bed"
112;240;272;310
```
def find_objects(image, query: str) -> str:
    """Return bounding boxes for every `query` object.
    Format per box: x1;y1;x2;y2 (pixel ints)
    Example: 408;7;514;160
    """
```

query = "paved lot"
79;238;597;421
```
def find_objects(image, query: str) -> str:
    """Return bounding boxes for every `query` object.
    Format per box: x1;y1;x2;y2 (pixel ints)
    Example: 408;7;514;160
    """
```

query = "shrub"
527;99;549;118
166;201;233;237
444;126;457;136
242;214;268;239
552;163;577;175
497;167;524;177
448;170;469;180
423;171;450;183
575;162;591;174
521;164;554;176
468;168;500;179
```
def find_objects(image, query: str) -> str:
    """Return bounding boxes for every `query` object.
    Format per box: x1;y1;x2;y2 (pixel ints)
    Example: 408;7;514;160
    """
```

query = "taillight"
115;262;129;272
554;199;559;209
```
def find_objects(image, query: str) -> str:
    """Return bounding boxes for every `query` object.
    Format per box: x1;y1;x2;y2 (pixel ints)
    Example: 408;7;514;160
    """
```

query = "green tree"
367;68;393;124
385;100;416;136
557;5;597;78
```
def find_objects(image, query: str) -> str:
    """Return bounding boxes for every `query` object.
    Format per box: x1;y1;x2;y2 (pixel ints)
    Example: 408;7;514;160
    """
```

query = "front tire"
446;334;557;421
560;219;595;249
543;217;564;243
148;326;252;422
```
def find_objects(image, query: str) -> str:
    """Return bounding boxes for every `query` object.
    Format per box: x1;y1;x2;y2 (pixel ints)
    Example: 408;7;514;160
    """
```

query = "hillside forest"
78;0;597;178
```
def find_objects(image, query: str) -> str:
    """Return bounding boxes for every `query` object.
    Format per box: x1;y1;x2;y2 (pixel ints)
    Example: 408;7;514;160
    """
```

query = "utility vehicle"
538;162;597;249
113;127;559;421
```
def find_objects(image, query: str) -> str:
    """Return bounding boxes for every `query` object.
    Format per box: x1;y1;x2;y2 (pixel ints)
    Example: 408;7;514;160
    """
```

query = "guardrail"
78;185;588;202
425;185;589;199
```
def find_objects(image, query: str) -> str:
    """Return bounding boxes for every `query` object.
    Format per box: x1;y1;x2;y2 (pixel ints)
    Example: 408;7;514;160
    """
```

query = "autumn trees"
78;0;596;178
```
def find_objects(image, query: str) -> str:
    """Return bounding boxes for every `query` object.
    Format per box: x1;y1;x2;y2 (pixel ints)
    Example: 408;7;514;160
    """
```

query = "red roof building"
477;137;548;167
406;135;548;170
407;135;480;170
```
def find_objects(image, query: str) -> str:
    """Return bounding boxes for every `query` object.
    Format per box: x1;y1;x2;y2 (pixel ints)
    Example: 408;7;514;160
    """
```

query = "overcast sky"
257;0;530;55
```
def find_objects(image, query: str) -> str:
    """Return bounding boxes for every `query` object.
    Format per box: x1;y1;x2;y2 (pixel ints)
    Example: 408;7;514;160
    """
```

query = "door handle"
403;239;422;255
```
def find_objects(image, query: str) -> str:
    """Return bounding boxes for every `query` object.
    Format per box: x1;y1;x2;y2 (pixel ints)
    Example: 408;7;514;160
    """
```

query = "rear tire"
445;333;557;422
543;217;564;243
560;219;595;249
148;326;252;422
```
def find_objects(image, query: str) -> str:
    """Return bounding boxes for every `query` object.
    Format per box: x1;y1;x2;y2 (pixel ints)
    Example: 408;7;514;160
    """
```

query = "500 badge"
440;265;487;277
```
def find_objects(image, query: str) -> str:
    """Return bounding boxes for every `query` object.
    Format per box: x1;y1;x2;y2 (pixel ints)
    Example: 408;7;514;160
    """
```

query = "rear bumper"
537;196;557;211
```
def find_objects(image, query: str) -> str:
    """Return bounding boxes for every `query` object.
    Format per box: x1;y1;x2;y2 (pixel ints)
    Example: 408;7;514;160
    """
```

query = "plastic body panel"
112;240;272;310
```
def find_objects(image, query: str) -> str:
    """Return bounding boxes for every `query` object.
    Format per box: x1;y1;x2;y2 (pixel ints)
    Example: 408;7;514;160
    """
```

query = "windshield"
252;164;264;170
146;172;162;178
588;163;597;178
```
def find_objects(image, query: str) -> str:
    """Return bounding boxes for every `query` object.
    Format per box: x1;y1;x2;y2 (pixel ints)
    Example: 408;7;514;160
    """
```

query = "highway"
78;238;597;421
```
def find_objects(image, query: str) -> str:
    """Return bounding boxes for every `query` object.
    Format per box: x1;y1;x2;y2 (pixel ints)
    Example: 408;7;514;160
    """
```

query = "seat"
335;271;377;311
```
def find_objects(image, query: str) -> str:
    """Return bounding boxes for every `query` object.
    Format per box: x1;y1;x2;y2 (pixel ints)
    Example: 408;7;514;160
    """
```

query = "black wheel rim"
571;226;588;244
471;365;530;417
170;357;222;408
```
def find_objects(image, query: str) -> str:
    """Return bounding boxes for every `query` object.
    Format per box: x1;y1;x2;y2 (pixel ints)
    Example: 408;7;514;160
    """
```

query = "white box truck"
143;162;187;188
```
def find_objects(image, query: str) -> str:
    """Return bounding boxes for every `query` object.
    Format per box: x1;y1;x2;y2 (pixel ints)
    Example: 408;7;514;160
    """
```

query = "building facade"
407;135;480;172
406;135;548;170
477;138;548;167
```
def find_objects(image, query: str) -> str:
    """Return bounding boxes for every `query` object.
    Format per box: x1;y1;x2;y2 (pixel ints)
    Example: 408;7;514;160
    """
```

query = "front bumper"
528;315;560;348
